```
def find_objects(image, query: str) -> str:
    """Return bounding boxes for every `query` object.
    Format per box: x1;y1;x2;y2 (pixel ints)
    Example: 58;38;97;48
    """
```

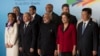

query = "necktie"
24;24;27;33
82;23;86;34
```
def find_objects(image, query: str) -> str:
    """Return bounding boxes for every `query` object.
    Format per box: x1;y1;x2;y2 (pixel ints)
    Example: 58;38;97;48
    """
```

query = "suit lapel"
25;22;31;33
82;19;92;35
23;22;31;34
32;14;37;22
79;22;83;35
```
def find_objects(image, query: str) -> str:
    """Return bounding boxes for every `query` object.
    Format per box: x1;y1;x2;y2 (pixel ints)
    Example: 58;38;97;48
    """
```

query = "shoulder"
70;14;76;18
14;23;18;26
91;21;98;27
36;14;42;18
69;24;76;28
58;24;62;29
52;12;59;16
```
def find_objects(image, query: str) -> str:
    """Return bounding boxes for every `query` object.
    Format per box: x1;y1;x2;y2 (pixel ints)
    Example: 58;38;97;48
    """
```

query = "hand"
77;50;79;55
54;50;58;56
57;49;60;55
17;20;20;24
38;49;41;55
92;51;97;56
19;47;23;52
30;48;34;53
5;43;9;48
72;49;76;56
8;44;13;48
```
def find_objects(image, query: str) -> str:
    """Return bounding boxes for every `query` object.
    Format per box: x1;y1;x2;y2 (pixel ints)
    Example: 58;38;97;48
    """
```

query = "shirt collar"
25;21;29;26
31;14;36;21
83;19;90;24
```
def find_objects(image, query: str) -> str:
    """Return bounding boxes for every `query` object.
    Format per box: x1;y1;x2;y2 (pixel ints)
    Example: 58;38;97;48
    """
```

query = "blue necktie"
82;23;86;34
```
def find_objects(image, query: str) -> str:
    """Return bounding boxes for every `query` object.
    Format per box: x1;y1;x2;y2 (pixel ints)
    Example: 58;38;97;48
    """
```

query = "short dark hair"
29;5;36;10
62;4;69;9
46;4;53;8
61;12;70;21
6;13;17;27
82;8;92;15
13;6;20;12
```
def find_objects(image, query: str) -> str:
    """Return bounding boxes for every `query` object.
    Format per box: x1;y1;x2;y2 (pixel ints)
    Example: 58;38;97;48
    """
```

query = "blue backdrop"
0;0;100;56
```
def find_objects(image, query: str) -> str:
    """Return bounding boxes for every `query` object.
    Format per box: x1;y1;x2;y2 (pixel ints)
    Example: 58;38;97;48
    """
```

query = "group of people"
4;3;99;56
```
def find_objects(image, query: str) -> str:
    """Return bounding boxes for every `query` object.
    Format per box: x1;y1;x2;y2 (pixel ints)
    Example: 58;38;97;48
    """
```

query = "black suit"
51;12;60;26
31;14;42;36
18;22;36;56
31;14;42;56
70;14;77;25
17;13;23;23
38;22;57;56
77;19;99;56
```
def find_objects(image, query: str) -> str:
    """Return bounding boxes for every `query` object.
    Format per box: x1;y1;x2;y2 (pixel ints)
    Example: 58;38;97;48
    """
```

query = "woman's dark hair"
6;13;17;27
61;12;70;22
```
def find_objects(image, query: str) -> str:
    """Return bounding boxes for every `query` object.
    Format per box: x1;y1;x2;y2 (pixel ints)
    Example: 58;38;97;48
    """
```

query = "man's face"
23;14;30;22
81;11;90;21
46;5;53;13
62;7;69;13
43;14;51;23
13;8;19;15
29;8;36;15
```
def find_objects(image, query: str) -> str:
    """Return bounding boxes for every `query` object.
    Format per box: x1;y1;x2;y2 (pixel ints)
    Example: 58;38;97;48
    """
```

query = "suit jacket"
5;23;18;45
77;19;99;56
18;22;36;52
16;13;23;24
5;23;18;56
31;14;42;36
57;24;76;52
38;22;57;55
51;12;60;26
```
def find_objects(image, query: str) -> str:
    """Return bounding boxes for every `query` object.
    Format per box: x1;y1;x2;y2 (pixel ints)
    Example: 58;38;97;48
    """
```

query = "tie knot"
83;23;86;26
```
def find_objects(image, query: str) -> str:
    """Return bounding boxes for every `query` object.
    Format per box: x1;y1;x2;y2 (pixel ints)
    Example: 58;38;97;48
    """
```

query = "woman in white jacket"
5;13;18;56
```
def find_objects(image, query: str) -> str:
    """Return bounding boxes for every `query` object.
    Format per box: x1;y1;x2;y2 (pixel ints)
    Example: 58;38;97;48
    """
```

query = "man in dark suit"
37;13;57;56
45;4;60;26
29;5;42;56
13;6;23;24
18;12;36;56
61;4;77;26
77;8;99;56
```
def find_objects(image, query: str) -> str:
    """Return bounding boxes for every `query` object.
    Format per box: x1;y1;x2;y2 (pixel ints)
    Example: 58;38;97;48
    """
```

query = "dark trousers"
60;52;72;56
19;50;38;56
77;50;93;56
41;54;54;56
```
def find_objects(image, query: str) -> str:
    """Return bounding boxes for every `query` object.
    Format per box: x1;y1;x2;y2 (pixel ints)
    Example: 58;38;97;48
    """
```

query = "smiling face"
61;15;69;24
8;14;14;23
43;13;51;23
23;13;31;23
